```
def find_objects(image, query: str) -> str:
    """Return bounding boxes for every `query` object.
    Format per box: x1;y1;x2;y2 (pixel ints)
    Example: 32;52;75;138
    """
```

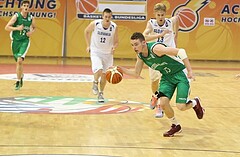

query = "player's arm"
5;14;23;31
119;56;144;78
153;45;194;79
84;21;95;53
26;17;36;37
171;16;179;47
112;26;119;54
143;21;170;42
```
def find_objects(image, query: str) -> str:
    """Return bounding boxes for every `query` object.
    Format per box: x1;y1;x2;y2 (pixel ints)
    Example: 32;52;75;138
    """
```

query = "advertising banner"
0;0;65;57
67;0;240;60
1;0;239;60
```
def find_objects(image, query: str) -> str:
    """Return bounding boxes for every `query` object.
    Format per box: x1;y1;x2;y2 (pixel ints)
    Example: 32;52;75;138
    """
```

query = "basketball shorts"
11;39;30;62
149;67;162;82
159;70;191;104
90;52;113;74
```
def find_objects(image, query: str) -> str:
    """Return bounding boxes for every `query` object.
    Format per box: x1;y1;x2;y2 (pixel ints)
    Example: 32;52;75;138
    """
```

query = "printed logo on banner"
204;18;215;26
221;4;240;23
0;0;57;18
172;0;210;32
75;0;147;21
0;96;145;114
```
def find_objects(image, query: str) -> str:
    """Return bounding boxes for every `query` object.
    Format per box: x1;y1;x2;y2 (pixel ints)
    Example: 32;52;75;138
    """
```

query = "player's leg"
11;40;23;90
159;78;182;137
175;71;205;119
149;68;164;118
90;53;103;95
97;54;113;103
149;68;161;107
17;39;30;89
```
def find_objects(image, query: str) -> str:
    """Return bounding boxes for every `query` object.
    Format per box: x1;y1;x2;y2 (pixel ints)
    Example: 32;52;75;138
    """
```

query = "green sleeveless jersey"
138;42;185;76
11;12;32;41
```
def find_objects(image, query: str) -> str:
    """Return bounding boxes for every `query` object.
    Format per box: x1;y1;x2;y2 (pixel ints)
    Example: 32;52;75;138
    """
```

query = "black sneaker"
15;81;21;90
20;75;24;87
163;124;182;137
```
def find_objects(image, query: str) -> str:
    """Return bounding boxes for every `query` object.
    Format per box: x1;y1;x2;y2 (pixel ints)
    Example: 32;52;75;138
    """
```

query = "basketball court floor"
0;57;240;157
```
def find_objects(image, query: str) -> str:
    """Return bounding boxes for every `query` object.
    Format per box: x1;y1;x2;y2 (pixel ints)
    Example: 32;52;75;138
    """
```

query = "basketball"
76;0;98;14
106;66;123;84
175;7;197;31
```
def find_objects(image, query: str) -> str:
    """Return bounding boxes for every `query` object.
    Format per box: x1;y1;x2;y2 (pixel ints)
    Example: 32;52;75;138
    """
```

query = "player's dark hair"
21;0;30;6
131;32;145;42
103;8;112;14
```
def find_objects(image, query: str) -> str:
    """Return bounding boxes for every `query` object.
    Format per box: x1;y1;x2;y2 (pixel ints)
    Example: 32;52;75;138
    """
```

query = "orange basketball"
77;0;98;14
106;66;123;84
176;8;197;31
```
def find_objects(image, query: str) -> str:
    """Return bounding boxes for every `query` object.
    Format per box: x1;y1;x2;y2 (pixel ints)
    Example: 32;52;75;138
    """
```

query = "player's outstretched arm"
119;57;144;78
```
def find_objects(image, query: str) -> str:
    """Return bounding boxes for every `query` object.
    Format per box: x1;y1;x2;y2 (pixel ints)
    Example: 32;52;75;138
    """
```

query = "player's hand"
111;47;115;54
86;47;90;53
235;74;240;79
163;29;171;35
26;31;33;37
16;24;24;31
187;71;195;81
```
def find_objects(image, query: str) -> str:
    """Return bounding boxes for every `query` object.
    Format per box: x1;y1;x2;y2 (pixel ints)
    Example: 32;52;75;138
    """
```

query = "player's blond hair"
154;3;166;12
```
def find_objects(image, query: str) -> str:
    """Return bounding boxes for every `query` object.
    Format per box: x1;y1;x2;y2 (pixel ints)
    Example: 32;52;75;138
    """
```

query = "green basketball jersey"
11;12;32;41
138;42;185;76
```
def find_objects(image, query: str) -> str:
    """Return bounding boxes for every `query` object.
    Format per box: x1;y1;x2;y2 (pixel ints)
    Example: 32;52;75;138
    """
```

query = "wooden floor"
0;57;240;157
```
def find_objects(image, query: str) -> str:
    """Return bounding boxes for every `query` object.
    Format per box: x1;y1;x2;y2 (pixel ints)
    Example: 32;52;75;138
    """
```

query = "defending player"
143;3;179;118
84;8;119;103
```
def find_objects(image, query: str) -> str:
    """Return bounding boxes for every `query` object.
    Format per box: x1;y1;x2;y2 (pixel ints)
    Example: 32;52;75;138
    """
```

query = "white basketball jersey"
148;18;176;48
90;19;117;54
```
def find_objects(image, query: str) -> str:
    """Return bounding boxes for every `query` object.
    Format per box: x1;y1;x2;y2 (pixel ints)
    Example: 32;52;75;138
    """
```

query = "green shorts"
11;38;30;62
159;70;190;104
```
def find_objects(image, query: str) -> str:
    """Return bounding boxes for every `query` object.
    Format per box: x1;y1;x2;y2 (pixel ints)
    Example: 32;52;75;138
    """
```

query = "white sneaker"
155;104;164;118
98;92;104;103
92;81;99;95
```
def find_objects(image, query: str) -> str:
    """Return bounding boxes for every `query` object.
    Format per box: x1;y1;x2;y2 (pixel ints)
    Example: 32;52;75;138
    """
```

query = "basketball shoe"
193;97;205;119
163;124;182;137
92;81;99;95
150;91;159;109
20;74;24;87
155;104;164;118
15;81;21;90
98;92;104;103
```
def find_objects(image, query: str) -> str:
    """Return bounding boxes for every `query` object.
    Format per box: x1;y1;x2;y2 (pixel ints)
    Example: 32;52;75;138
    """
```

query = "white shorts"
90;52;113;73
149;67;162;82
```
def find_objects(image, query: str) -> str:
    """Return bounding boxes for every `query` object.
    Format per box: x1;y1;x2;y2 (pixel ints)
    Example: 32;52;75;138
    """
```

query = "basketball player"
5;0;36;90
84;8;119;103
120;32;205;137
143;3;179;118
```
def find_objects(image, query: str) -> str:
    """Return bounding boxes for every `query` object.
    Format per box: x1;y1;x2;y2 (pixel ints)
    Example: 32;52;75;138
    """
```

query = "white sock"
169;117;179;125
191;99;197;107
